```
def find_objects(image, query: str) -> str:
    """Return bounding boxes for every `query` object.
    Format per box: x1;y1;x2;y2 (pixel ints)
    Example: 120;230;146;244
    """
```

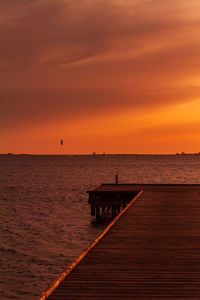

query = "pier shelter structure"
40;184;200;299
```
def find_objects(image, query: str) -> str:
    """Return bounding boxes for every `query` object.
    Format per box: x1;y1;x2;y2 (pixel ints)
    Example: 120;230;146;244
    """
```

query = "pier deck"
41;184;200;299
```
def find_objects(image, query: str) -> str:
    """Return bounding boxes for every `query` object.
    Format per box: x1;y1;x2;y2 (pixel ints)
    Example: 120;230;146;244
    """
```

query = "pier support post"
96;207;100;220
115;174;118;184
112;207;116;218
91;206;95;216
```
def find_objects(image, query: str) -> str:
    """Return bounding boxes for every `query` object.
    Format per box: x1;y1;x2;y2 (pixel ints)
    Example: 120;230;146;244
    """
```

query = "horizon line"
1;153;199;156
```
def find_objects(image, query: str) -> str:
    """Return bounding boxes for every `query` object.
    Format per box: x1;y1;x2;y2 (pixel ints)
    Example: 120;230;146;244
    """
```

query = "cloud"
0;0;200;132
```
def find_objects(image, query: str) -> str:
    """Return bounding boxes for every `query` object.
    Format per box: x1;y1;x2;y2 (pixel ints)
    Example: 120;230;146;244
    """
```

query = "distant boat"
92;152;96;156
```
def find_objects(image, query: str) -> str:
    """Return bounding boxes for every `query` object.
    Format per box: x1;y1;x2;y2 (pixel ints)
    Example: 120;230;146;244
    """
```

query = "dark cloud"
1;84;200;132
1;0;197;72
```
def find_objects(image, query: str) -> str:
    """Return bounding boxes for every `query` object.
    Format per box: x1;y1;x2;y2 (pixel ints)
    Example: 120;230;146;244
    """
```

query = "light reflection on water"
1;154;200;299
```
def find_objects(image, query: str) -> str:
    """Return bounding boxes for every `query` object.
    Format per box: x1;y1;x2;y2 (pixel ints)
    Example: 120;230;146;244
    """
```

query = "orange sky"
1;0;200;154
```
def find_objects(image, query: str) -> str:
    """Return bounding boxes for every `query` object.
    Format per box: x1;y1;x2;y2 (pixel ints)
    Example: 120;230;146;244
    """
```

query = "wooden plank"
40;185;200;299
91;184;200;192
39;191;143;300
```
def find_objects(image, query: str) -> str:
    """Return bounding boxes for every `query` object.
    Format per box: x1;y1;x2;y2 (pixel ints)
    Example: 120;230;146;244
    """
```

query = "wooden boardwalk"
40;184;200;299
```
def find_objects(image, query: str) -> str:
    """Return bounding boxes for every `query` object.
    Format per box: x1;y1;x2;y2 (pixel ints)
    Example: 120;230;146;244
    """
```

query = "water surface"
1;154;200;299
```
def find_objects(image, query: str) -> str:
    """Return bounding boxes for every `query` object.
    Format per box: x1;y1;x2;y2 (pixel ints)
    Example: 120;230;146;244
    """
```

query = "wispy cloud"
0;0;200;133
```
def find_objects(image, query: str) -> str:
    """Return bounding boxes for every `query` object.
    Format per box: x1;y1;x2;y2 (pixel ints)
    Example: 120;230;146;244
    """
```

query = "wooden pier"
87;183;139;219
40;184;200;299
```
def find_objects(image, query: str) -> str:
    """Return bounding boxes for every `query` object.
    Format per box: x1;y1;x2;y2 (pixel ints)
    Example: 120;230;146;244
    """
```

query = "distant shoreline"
1;153;200;156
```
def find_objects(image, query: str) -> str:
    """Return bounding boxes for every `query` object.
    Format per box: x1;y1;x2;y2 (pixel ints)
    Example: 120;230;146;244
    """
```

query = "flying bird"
60;139;63;145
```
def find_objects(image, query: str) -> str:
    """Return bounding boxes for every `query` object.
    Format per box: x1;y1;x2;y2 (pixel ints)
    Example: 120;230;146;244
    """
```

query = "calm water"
1;154;200;299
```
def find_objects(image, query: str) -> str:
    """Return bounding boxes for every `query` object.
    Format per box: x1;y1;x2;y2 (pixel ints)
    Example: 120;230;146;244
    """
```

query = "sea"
1;154;200;299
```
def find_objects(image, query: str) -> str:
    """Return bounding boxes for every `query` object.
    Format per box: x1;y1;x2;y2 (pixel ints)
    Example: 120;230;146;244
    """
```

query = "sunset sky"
1;0;200;154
